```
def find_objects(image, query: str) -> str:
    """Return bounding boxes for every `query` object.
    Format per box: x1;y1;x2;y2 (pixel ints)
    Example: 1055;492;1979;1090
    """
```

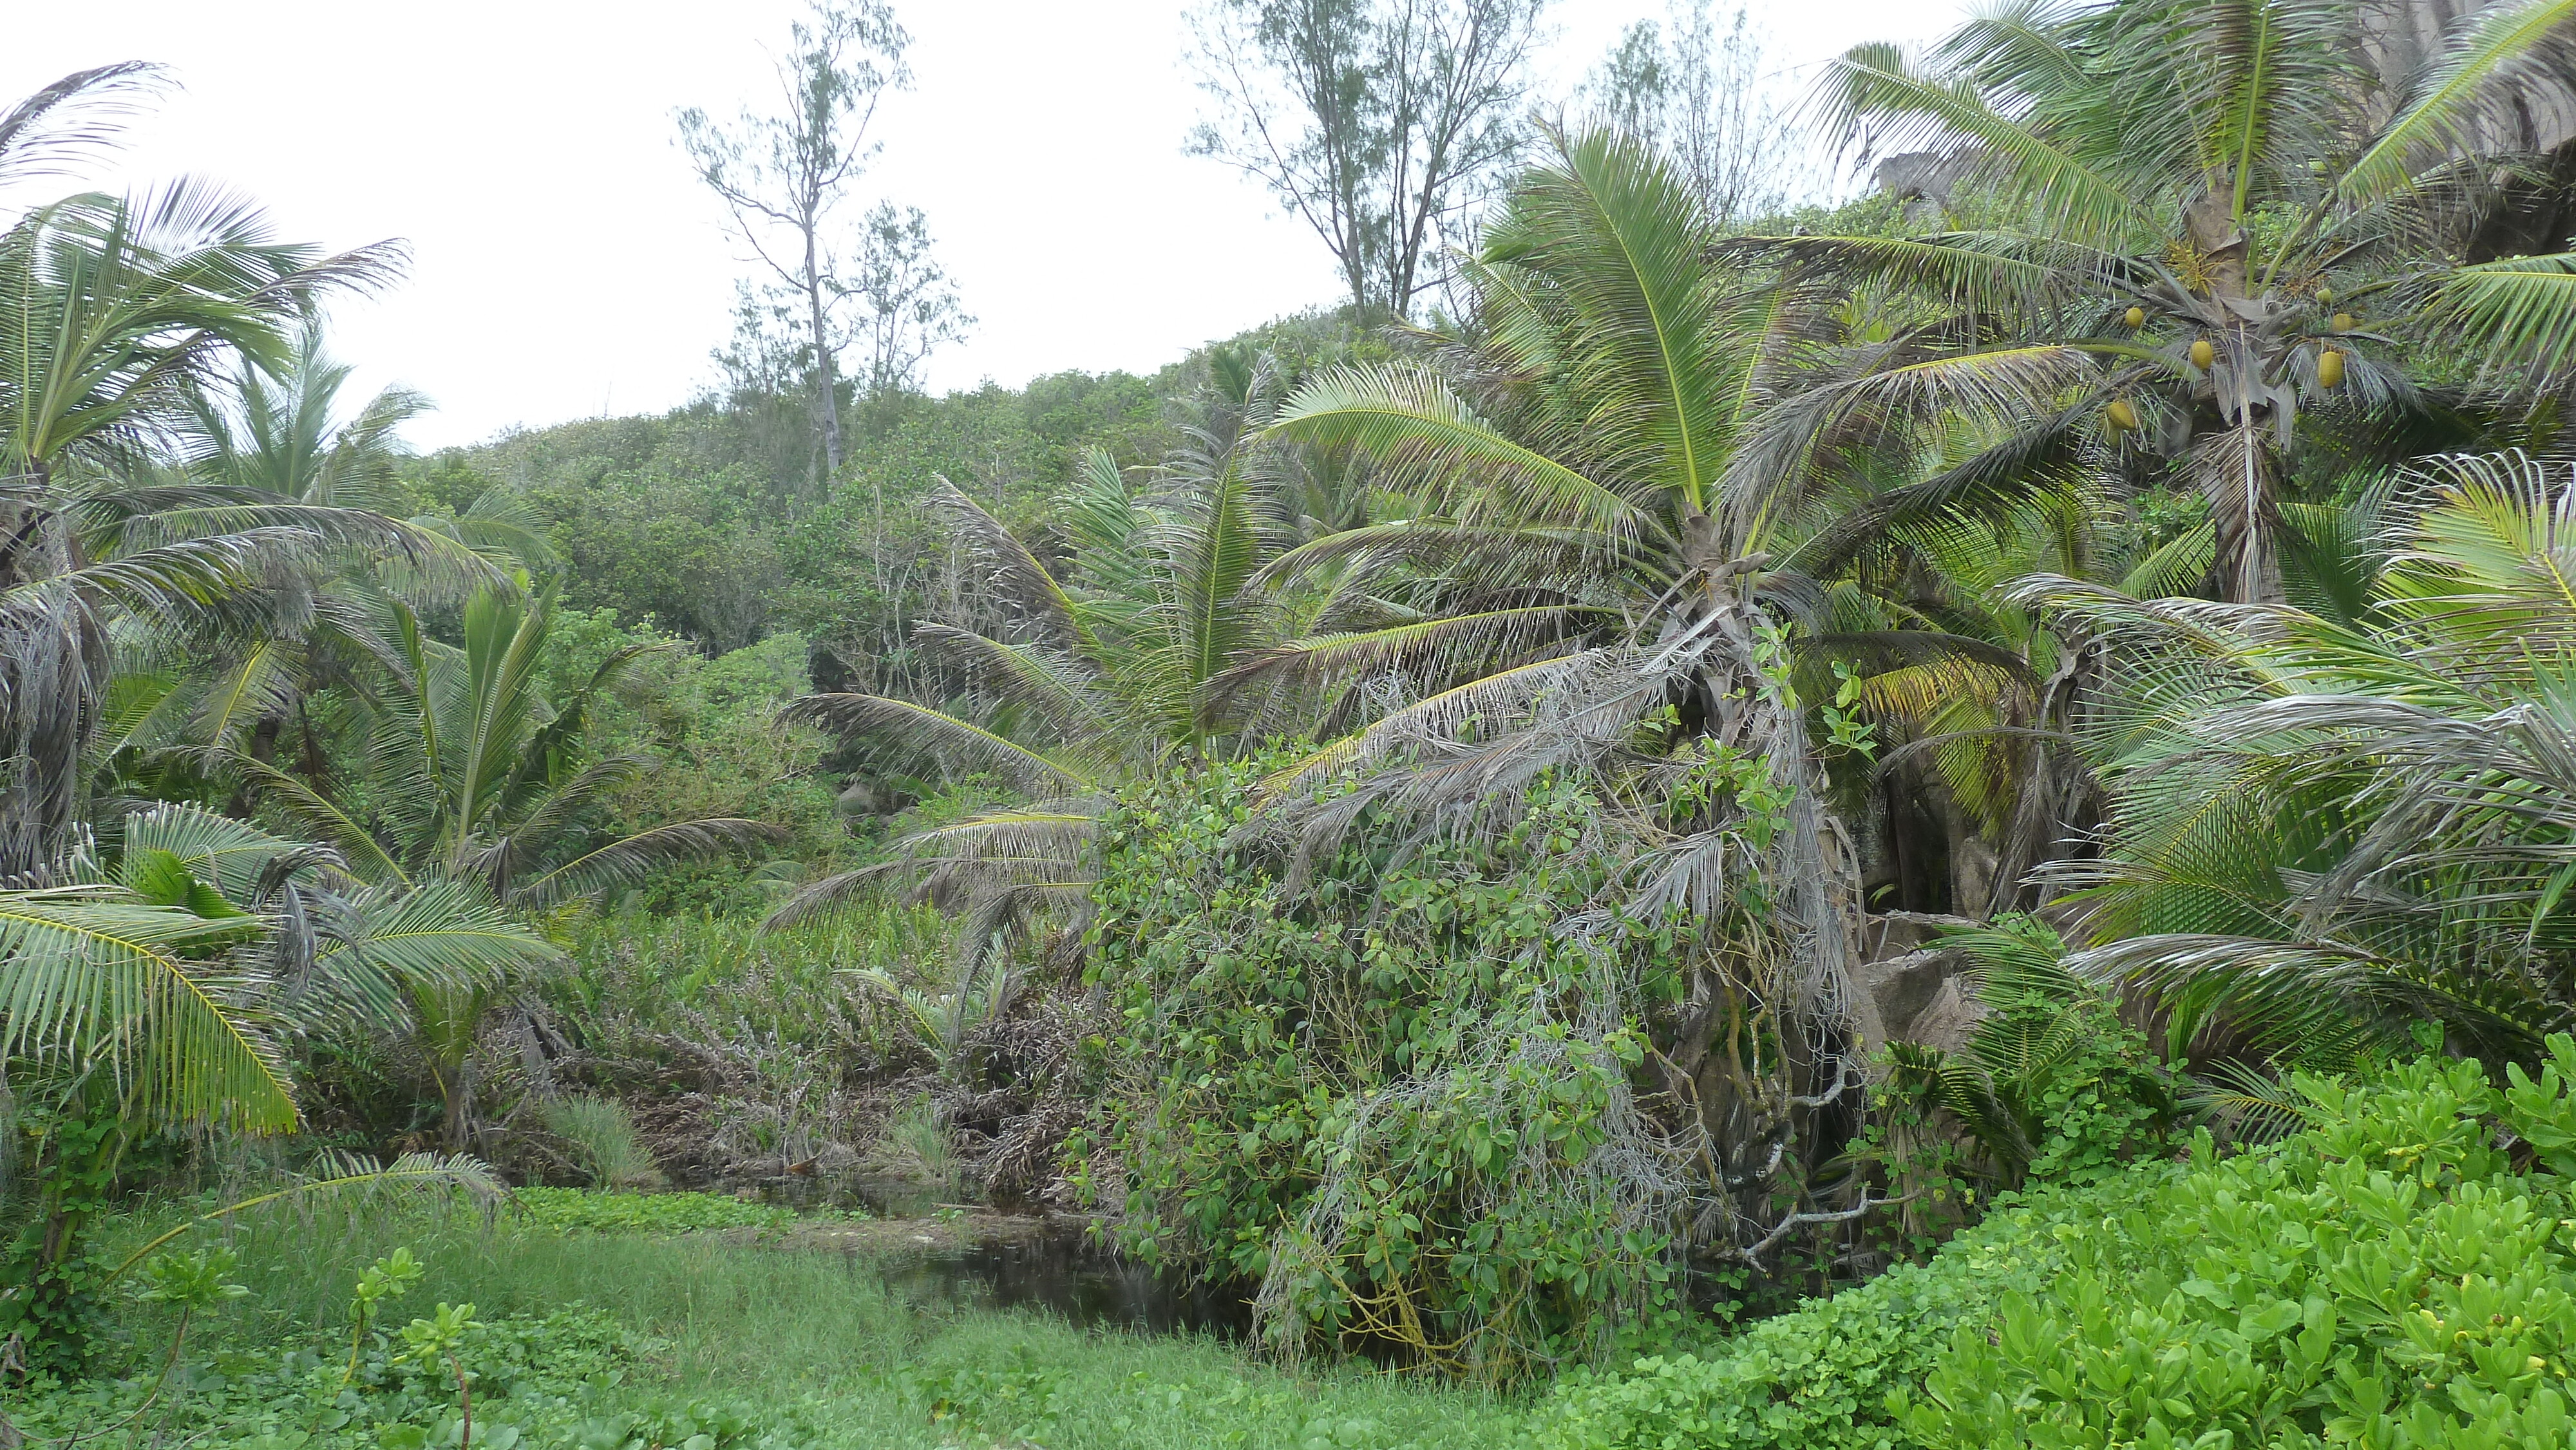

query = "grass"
41;1200;1520;1450
537;1095;663;1189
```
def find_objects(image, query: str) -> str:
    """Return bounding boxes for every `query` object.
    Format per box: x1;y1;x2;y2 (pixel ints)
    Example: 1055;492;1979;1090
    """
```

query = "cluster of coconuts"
2102;295;2349;435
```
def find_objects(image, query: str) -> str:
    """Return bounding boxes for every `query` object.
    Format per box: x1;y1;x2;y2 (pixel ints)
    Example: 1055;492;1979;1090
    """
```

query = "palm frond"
2341;0;2576;205
1269;363;1663;547
781;692;1095;795
2422;253;2576;378
0;885;296;1131
1812;42;2149;250
506;819;785;908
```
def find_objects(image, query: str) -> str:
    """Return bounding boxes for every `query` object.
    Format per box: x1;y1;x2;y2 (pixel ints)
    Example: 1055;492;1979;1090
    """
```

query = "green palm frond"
1202;606;1609;723
120;803;319;903
782;692;1094;795
229;753;410;887
1732;232;2105;323
2422;253;2576;377
1269;363;1662;546
1482;126;1743;514
2340;0;2576;206
505;818;785;908
0;885;296;1131
1814;41;2149;250
310;880;558;1025
109;1149;507;1284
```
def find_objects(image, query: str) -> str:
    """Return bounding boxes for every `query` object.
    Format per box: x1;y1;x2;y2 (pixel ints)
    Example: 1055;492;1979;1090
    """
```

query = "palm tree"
2038;449;2576;1063
227;581;781;1144
772;363;1354;968
1779;0;2576;607
0;68;480;877
149;325;554;789
1236;127;1910;1256
235;582;781;908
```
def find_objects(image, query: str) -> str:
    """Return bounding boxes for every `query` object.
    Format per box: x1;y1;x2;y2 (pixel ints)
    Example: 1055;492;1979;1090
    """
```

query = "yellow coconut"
2318;350;2345;388
2123;305;2146;328
2107;399;2139;431
2331;312;2356;333
2316;285;2333;305
2190;338;2215;370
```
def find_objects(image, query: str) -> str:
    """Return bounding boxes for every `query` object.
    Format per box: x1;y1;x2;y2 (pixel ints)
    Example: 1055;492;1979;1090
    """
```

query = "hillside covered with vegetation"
10;0;2576;1444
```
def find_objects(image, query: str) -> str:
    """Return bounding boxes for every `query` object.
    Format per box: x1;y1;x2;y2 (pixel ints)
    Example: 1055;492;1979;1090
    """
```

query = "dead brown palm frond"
911;623;1115;739
927;476;1092;650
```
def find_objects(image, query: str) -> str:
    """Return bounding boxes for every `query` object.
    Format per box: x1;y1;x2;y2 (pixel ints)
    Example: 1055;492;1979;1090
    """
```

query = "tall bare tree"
1189;0;1551;321
1582;1;1795;226
677;0;911;479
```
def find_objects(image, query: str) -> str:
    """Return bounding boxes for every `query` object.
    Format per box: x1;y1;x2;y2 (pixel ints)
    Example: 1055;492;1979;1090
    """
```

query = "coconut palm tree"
2036;449;2576;1063
1226;126;1937;1257
225;581;782;1144
1774;0;2576;608
0;68;484;878
233;581;781;908
0;800;551;1357
770;361;1367;966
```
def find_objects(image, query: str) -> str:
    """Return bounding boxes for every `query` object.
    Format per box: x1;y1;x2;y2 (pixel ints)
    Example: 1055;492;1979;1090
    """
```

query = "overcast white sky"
2;0;1963;451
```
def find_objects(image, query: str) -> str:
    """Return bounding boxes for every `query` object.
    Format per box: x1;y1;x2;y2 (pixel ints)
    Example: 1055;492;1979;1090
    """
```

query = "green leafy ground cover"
7;1204;1515;1450
24;1050;2576;1450
506;1187;828;1235
1533;1045;2576;1449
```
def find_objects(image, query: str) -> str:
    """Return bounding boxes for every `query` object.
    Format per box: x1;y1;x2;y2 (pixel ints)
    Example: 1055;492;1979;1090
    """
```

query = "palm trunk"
0;493;106;881
1671;512;1868;1265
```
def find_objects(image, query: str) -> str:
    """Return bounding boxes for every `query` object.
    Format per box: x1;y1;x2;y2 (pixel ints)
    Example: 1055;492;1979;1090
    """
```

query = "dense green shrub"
1908;1044;2576;1448
1530;1169;2169;1450
1536;1042;2576;1450
1076;757;1707;1381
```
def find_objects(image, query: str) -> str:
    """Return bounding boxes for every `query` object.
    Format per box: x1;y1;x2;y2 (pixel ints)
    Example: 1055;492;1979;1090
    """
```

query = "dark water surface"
763;1175;1255;1337
874;1230;1256;1339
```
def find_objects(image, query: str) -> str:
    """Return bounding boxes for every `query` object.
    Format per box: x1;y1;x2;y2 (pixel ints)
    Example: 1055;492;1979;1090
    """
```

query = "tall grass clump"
538;1096;662;1188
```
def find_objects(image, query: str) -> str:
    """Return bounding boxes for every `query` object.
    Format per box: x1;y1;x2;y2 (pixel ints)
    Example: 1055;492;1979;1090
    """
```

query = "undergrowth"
8;1202;1517;1450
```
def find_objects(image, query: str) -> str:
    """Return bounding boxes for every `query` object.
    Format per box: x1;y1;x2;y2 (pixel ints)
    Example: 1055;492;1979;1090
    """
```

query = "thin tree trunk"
804;225;844;480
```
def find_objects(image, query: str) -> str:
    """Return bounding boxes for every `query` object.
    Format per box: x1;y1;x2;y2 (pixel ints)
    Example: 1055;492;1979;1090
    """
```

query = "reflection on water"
757;1173;947;1218
877;1229;1256;1339
756;1173;1256;1337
